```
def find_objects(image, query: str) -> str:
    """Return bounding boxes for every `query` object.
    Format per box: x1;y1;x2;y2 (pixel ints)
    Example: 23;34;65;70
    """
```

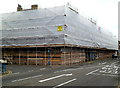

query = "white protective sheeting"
1;6;65;46
64;4;118;50
1;4;118;50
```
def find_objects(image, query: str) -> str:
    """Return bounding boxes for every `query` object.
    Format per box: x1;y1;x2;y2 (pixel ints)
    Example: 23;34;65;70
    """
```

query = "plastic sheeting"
1;5;118;50
64;4;118;50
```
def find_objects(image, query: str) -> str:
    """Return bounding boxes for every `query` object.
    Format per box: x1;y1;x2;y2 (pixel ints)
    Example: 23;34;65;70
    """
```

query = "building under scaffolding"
1;4;118;65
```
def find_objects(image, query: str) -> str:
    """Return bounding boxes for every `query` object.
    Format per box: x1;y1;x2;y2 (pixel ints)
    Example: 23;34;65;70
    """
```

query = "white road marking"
12;75;43;82
28;70;33;72
39;73;72;83
99;70;106;73
99;62;106;65
102;67;108;70
108;68;111;70
105;65;109;67
86;69;99;75
115;71;118;74
40;68;46;70
111;62;117;65
91;73;118;77
107;70;112;73
99;62;119;74
53;78;77;88
54;66;101;74
54;68;83;73
13;72;20;75
85;66;101;69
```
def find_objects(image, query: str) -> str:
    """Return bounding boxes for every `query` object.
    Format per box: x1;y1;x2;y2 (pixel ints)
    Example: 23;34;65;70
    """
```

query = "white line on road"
40;68;46;70
99;70;107;73
84;66;101;69
39;73;72;83
54;66;102;74
28;70;33;72
53;78;77;88
102;67;108;70
12;75;43;82
13;72;20;75
111;62;117;65
91;73;118;77
115;71;118;74
86;69;99;75
99;62;106;65
54;68;83;73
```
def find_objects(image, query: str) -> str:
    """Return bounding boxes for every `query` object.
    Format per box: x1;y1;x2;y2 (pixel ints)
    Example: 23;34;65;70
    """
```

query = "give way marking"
39;73;72;83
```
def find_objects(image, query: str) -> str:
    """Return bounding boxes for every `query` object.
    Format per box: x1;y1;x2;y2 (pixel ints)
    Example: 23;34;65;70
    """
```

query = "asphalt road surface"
2;59;120;88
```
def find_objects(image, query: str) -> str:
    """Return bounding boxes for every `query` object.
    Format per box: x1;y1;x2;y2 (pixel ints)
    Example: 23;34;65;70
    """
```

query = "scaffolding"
1;4;118;65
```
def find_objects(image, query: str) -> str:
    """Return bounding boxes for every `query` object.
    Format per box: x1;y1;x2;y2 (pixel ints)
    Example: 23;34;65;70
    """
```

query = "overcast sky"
0;0;119;37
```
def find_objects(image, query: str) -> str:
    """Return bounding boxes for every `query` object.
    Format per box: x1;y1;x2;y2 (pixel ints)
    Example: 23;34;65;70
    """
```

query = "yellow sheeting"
57;26;63;31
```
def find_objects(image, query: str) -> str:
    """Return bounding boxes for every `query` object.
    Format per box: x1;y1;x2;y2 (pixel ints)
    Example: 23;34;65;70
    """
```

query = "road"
2;59;120;88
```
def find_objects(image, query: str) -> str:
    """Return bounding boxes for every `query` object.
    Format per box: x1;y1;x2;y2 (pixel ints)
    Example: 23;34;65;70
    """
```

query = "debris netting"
1;4;118;50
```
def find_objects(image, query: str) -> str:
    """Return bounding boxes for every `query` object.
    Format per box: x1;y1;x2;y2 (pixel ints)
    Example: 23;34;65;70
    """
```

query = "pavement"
1;58;120;88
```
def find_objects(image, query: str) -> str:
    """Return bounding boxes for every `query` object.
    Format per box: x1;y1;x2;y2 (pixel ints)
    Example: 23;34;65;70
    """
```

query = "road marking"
86;69;99;75
91;73;118;77
84;66;101;69
13;72;20;75
107;70;112;73
28;70;33;72
105;65;110;67
99;70;107;73
102;67;108;70
99;62;119;74
103;62;106;64
115;71;118;74
54;68;83;73
53;78;77;88
111;62;117;65
99;62;106;65
54;66;102;73
39;73;72;83
12;75;43;82
40;68;46;70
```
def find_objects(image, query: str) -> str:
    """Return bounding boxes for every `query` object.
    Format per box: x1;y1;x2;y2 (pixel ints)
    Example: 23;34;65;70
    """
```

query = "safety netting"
1;4;118;50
